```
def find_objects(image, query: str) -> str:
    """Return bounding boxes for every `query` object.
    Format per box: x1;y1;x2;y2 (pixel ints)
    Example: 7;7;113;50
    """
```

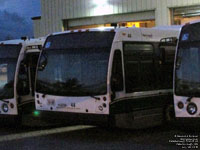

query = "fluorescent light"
93;0;108;6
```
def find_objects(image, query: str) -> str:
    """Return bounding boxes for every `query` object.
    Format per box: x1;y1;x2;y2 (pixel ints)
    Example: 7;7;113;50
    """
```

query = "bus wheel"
164;104;175;125
14;114;22;128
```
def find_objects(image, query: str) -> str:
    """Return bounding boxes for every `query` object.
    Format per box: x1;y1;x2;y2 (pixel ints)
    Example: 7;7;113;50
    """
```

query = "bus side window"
17;59;30;96
124;43;155;93
111;50;123;93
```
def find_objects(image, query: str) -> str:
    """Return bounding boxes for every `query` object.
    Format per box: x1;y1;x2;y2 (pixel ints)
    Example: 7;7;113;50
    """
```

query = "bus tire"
164;104;175;125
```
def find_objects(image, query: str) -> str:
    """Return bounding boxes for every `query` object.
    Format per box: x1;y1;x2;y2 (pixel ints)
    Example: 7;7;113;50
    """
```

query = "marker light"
187;103;197;115
177;101;184;109
2;103;8;112
33;110;40;117
10;103;14;109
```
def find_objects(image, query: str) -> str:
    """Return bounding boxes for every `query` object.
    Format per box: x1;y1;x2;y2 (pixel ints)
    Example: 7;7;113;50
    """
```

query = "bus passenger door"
113;42;162;129
17;52;40;114
26;52;40;96
17;57;30;103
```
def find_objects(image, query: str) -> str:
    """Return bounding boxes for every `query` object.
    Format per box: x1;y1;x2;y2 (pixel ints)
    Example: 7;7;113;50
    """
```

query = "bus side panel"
110;94;173;129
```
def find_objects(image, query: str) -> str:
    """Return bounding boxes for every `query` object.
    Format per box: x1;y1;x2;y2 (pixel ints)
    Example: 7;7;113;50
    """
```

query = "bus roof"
49;26;181;42
183;20;200;26
0;38;46;53
0;39;24;45
114;26;180;42
0;37;45;46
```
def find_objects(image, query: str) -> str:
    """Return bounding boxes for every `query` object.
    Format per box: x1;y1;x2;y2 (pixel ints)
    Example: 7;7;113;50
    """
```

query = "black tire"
163;104;176;126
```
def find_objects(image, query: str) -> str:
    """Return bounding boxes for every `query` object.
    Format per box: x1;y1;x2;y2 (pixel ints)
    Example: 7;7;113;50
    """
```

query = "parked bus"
174;21;200;123
0;38;45;125
35;27;179;128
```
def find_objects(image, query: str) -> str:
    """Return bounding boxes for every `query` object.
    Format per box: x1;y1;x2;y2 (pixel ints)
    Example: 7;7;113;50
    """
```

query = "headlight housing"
2;103;9;112
187;103;197;115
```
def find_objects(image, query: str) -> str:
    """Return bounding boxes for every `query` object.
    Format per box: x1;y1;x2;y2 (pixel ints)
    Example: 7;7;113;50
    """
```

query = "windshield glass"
0;44;21;99
36;32;115;96
175;23;200;96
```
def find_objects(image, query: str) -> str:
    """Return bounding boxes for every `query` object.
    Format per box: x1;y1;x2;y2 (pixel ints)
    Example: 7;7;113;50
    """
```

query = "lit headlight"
2;103;9;112
187;103;197;115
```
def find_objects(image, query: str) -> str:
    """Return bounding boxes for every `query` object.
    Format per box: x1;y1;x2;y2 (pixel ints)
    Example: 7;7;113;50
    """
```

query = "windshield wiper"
0;99;9;103
90;95;100;100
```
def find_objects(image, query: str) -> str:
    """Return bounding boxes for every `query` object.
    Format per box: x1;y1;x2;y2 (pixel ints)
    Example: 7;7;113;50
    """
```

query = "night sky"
0;0;41;40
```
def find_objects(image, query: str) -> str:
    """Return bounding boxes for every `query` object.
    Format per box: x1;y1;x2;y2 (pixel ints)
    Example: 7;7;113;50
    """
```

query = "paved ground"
0;124;199;150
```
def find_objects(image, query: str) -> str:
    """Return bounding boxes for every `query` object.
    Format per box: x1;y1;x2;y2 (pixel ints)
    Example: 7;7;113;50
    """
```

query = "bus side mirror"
38;53;47;71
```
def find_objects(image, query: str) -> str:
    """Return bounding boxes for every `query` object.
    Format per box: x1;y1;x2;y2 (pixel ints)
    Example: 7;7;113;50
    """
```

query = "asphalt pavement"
0;124;198;150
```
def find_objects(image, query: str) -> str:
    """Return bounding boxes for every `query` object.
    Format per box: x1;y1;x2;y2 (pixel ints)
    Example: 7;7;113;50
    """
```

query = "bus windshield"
0;44;21;99
36;32;115;96
175;23;200;97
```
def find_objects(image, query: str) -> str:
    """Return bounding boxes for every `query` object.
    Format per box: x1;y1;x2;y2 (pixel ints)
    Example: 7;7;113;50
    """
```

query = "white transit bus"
0;38;45;124
174;21;200;122
35;27;179;128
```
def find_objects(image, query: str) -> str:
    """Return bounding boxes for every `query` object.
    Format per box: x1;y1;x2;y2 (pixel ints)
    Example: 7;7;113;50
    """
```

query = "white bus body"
174;21;200;121
0;38;44;120
35;27;180;128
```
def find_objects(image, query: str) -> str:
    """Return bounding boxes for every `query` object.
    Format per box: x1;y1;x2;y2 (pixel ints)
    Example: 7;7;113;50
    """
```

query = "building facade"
32;0;200;38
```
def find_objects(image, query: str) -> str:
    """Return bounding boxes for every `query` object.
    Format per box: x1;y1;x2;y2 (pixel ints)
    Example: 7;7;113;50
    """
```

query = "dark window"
111;50;123;92
158;45;176;89
175;42;200;96
124;43;156;93
175;22;200;96
17;60;30;96
0;44;21;99
37;48;110;96
180;23;200;42
44;32;115;49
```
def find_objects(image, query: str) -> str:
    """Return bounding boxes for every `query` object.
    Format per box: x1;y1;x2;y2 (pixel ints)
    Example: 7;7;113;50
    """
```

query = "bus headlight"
187;103;197;115
2;103;9;112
